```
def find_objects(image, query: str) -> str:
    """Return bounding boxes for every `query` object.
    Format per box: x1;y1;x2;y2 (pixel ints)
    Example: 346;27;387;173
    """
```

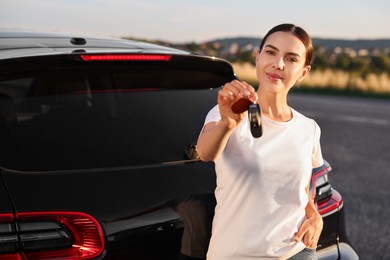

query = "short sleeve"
198;105;221;139
204;104;221;125
312;121;324;168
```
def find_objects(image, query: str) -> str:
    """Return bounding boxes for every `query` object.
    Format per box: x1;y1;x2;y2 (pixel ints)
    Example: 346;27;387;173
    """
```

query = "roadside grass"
232;62;390;99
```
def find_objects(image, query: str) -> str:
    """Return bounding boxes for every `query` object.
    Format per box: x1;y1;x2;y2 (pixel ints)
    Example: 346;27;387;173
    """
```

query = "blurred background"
1;0;389;97
1;0;390;259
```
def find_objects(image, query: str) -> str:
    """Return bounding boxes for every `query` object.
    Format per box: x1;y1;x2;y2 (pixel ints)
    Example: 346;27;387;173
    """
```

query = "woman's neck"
257;89;292;122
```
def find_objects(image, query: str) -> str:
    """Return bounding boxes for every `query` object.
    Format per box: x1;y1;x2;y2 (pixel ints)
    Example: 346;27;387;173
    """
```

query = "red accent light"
0;213;14;221
76;88;160;94
317;190;343;215
311;164;343;215
16;211;105;260
0;253;23;260
81;54;172;61
311;164;332;199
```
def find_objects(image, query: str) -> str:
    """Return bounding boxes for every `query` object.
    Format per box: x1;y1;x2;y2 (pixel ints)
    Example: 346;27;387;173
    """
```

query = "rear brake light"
0;253;23;260
81;54;172;61
311;162;332;200
312;162;343;216
0;211;105;260
77;88;161;94
317;190;343;216
0;213;14;222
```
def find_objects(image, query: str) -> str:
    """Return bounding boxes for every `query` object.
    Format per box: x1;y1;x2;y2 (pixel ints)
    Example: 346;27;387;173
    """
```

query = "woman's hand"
294;211;323;248
218;80;257;127
197;80;257;162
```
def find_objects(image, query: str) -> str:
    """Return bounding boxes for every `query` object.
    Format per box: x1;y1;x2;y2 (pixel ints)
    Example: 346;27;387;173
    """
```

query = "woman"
197;24;324;260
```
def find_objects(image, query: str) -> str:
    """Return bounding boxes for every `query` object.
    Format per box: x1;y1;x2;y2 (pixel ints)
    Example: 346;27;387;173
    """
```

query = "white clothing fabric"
203;105;324;260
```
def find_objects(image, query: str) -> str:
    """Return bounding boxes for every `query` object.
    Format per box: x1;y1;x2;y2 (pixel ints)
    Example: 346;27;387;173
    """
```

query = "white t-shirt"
203;105;324;260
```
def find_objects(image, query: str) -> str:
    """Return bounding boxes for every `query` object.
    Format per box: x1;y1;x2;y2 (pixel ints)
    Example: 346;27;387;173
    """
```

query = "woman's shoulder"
292;108;314;121
291;108;321;129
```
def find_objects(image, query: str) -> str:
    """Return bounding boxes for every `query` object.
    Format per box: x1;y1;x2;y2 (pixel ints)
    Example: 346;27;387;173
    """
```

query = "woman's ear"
297;65;311;82
255;50;260;63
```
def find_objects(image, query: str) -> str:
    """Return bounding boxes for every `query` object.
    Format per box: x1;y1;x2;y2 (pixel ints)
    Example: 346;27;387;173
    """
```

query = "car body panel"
0;30;188;60
317;243;359;260
2;162;216;222
0;176;14;213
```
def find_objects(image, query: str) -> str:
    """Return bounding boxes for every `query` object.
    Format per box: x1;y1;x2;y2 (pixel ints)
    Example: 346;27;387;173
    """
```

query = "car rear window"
0;58;234;171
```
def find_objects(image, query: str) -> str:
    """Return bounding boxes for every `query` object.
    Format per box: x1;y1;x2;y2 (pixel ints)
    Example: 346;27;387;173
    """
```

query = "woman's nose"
273;57;285;70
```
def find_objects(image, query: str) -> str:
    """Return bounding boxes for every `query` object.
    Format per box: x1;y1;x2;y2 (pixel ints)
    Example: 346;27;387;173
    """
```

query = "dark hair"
259;24;313;66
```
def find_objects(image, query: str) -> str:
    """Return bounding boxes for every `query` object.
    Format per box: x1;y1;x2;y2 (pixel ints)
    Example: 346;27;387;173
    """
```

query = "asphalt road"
289;93;390;260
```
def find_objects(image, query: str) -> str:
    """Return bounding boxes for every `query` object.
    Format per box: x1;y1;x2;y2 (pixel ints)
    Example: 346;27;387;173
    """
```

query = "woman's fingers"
241;81;258;102
294;220;320;248
220;80;255;102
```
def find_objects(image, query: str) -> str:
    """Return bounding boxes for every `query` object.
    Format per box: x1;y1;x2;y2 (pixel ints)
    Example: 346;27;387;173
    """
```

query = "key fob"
248;103;262;138
231;98;253;114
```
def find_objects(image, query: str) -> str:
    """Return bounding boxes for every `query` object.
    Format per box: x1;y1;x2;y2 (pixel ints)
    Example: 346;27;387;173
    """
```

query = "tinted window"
0;60;229;171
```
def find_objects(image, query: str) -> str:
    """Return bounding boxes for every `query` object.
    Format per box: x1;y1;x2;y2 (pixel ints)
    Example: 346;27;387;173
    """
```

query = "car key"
248;102;262;138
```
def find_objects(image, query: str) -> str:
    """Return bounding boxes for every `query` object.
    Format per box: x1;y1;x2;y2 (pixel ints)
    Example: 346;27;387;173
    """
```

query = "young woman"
197;24;324;260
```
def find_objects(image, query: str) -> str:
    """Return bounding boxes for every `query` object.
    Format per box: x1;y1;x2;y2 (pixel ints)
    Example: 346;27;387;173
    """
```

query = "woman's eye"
265;50;275;55
286;57;298;62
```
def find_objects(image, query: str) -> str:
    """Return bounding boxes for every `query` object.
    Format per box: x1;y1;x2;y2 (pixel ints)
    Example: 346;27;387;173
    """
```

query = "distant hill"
205;37;390;51
313;38;390;50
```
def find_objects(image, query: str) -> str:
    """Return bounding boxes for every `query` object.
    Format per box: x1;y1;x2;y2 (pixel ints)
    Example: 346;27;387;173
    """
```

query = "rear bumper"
317;242;359;260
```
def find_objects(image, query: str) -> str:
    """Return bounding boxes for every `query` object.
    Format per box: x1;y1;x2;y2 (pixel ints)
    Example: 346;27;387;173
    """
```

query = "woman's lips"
266;72;283;81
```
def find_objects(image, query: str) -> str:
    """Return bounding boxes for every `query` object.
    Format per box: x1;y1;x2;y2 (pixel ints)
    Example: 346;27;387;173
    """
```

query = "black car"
0;30;358;260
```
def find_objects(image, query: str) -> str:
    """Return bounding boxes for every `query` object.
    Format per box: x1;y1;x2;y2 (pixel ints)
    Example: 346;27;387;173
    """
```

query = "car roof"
0;30;190;60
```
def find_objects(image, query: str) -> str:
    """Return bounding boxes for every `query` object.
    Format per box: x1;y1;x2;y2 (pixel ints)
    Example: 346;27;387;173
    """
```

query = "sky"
1;0;390;43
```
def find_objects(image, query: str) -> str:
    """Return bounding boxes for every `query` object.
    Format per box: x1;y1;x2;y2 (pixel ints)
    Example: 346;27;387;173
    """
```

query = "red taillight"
312;162;344;216
0;211;105;260
81;54;172;61
317;190;343;216
0;213;14;221
0;253;23;260
311;163;332;199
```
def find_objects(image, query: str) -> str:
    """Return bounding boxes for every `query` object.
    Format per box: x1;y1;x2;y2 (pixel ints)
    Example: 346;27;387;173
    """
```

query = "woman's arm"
294;177;324;248
197;119;236;162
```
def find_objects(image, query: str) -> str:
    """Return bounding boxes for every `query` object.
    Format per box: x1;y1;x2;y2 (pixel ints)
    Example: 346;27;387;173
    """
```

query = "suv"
0;30;358;259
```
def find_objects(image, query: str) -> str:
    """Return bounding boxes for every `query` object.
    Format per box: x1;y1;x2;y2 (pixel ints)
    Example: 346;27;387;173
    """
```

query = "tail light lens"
311;162;344;216
0;254;23;260
0;211;105;260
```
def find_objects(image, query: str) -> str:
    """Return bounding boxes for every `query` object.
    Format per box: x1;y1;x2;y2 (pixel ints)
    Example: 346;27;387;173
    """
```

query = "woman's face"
256;31;310;94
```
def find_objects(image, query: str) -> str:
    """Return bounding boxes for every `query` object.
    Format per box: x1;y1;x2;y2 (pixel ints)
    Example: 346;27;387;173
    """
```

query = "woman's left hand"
293;212;323;248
